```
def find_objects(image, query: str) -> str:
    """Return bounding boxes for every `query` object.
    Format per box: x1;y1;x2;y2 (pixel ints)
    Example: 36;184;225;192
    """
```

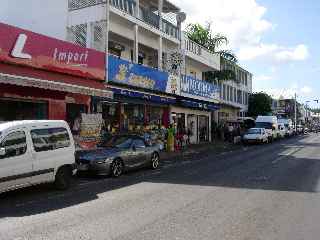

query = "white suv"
0;120;75;194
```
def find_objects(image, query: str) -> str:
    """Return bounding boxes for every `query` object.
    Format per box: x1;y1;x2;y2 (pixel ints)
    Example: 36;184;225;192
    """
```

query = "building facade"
0;22;113;126
66;0;220;143
218;58;253;122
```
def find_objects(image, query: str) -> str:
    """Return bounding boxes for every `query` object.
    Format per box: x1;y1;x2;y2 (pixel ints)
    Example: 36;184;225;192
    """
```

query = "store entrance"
198;115;209;142
66;103;88;130
0;98;48;121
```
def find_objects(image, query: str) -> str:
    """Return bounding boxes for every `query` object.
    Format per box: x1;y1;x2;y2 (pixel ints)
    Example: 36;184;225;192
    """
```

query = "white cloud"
257;84;313;99
255;74;272;81
172;0;273;49
301;86;312;95
238;44;309;62
172;0;309;63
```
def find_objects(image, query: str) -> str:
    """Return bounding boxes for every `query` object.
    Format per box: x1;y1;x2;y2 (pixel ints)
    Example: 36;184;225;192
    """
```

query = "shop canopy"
0;73;113;99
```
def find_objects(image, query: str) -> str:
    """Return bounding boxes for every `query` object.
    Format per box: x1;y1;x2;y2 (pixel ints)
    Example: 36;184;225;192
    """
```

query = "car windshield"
247;129;261;134
255;122;273;129
104;136;133;149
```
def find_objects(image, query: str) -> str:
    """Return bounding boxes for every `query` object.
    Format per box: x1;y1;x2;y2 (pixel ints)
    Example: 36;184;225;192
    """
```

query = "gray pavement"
1;134;320;240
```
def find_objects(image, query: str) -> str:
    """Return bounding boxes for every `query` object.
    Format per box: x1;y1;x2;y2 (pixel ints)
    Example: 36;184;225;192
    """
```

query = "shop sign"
108;55;179;94
0;22;105;80
180;100;220;111
112;88;176;104
181;75;220;102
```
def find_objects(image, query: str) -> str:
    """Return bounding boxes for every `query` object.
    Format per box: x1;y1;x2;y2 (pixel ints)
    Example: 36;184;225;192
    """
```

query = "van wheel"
54;166;72;190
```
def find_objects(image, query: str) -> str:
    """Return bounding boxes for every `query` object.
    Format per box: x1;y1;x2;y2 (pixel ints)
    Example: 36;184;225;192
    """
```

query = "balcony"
183;34;220;71
68;0;180;40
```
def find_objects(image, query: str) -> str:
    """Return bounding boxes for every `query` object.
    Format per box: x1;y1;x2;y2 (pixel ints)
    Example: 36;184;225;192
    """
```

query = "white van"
278;118;294;137
0;120;75;194
255;116;279;142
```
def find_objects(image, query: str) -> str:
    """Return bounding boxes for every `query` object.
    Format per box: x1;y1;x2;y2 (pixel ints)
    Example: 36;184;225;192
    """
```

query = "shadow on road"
0;135;319;218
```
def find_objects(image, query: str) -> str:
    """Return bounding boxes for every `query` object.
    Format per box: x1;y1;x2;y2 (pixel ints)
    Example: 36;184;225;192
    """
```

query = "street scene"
1;0;320;239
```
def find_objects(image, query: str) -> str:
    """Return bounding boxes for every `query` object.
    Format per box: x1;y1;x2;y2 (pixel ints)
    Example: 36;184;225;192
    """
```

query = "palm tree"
185;23;238;82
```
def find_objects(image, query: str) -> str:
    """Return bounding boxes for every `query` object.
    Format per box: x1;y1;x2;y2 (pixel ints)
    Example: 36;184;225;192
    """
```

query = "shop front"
171;75;220;144
170;100;219;144
92;87;175;136
0;22;113;125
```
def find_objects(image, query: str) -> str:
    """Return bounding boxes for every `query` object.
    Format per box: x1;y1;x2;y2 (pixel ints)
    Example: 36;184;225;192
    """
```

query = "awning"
111;86;176;104
0;73;113;99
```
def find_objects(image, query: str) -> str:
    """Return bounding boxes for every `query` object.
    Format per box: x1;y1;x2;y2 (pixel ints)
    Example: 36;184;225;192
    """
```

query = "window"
132;139;146;149
0;131;27;159
31;128;70;152
105;136;133;149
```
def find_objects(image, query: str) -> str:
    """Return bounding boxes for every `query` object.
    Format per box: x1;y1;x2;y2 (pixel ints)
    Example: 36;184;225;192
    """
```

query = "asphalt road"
1;134;320;240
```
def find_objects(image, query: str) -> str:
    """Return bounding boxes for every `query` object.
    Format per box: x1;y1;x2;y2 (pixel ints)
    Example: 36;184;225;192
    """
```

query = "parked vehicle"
296;125;304;134
76;134;161;177
0;120;76;194
243;128;269;144
278;118;294;137
255;116;278;142
278;123;286;138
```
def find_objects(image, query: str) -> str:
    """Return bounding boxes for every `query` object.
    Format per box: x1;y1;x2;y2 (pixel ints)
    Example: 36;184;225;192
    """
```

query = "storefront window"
0;98;48;121
124;104;144;132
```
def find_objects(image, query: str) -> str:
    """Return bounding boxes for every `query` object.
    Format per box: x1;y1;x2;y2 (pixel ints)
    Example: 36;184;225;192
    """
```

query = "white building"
67;0;182;70
218;58;253;122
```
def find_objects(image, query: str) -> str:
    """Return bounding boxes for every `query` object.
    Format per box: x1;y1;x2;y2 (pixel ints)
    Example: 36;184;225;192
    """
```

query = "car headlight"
96;158;113;164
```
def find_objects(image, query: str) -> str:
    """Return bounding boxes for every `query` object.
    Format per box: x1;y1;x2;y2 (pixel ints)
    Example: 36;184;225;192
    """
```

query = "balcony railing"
68;0;180;40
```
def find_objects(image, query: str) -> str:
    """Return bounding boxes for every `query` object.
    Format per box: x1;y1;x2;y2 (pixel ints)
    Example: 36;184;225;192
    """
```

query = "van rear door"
0;130;33;192
30;127;73;184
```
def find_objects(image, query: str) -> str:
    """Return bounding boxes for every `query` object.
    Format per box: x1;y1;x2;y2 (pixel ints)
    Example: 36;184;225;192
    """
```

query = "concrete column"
86;23;92;48
158;0;163;30
135;0;140;18
158;37;163;70
105;0;110;82
134;24;139;63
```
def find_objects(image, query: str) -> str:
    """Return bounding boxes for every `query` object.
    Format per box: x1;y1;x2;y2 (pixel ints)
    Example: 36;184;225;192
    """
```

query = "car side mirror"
0;147;6;157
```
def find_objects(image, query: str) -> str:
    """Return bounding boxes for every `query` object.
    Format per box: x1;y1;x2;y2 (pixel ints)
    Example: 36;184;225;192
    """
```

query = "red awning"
0;63;113;99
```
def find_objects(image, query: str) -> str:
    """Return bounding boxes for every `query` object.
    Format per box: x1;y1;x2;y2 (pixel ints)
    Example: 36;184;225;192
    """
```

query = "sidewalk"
161;140;242;162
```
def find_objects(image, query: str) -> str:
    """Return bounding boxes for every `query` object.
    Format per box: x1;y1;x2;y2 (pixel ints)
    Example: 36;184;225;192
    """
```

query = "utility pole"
294;93;297;132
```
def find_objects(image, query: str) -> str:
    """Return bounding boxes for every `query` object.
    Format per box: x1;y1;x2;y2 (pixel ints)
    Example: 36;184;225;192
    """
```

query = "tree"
185;23;238;63
185;23;237;83
248;92;273;118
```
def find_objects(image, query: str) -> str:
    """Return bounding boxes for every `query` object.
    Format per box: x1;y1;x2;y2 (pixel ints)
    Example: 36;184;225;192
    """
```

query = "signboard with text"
180;75;220;102
108;55;180;95
0;22;105;80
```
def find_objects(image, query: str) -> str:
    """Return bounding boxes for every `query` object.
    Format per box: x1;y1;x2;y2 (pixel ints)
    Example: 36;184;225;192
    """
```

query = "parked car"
243;128;269;144
76;134;161;177
278;118;294;137
255;116;278;142
296;125;304;134
0;120;76;194
278;123;286;138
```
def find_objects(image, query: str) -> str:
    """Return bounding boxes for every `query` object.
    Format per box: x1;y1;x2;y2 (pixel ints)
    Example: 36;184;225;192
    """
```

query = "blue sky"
1;0;319;107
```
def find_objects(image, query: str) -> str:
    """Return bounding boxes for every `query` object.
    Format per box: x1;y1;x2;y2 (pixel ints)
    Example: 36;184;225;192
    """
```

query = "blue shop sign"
108;55;180;94
181;75;220;100
112;88;176;104
180;99;220;111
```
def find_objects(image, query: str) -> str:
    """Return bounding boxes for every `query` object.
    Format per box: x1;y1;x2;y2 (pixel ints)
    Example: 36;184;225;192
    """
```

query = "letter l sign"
11;34;32;59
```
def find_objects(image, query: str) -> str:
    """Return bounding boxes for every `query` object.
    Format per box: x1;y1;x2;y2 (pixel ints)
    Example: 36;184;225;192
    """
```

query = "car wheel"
151;152;160;169
54;166;72;190
111;158;124;178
